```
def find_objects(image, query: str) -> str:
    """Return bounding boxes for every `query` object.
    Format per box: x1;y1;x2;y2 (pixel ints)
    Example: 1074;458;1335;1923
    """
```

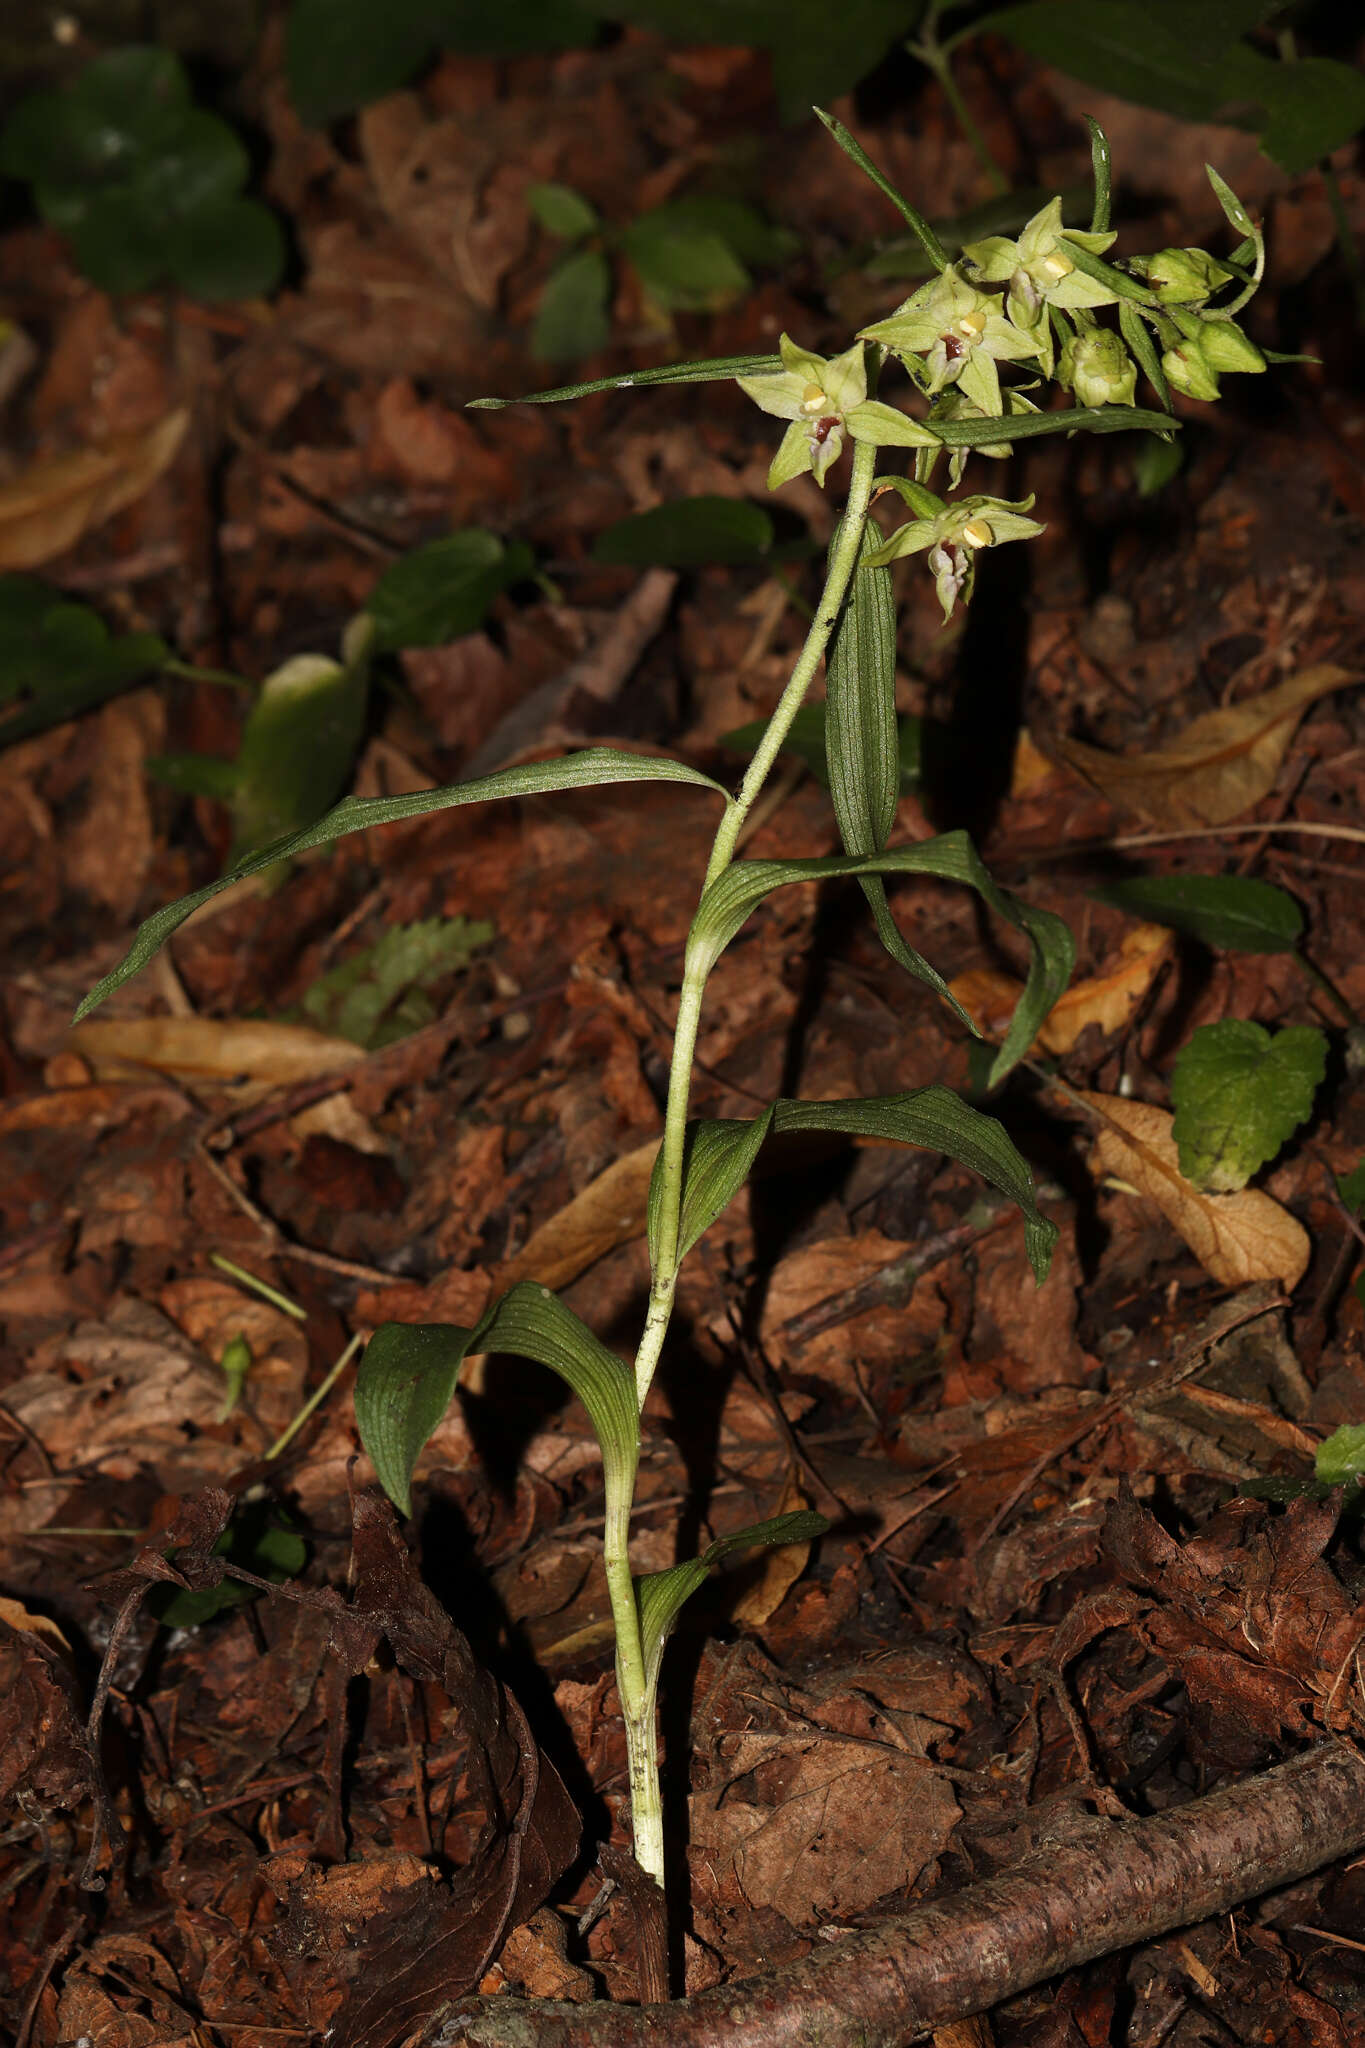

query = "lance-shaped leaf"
357;1281;639;1517
636;1510;829;1691
76;749;727;1020
646;1107;775;1268
468;355;781;409
1118;300;1172;413
825;517;897;859
689;835;1073;1088
929;403;1178;447
1094;874;1302;954
812;109;948;274
770;1090;1056;1281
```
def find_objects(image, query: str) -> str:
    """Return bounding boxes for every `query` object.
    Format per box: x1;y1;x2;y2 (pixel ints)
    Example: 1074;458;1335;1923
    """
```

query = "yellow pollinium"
800;383;830;414
961;519;993;548
957;309;987;340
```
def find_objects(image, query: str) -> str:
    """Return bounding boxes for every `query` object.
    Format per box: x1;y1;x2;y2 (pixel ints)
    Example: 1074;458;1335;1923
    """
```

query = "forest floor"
3;20;1365;2048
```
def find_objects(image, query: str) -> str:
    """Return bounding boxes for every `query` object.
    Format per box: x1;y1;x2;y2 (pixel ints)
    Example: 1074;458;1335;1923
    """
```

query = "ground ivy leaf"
1171;1020;1327;1193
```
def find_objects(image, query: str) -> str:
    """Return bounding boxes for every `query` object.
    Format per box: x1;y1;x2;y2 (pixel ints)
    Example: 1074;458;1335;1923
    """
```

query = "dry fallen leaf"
1056;664;1355;826
66;1014;364;1103
494;1137;660;1296
729;1469;816;1631
0;409;188;569
1081;1091;1310;1288
951;922;1172;1056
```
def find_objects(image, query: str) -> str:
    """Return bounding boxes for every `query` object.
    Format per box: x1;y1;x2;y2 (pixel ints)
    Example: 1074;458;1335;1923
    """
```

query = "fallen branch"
423;1742;1365;2048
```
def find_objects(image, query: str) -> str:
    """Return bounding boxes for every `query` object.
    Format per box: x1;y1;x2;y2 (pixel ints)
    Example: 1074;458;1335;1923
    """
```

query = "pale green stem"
611;437;880;1891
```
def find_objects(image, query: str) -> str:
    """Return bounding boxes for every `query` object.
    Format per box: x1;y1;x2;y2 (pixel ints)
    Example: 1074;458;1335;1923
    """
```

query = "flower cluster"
731;173;1266;619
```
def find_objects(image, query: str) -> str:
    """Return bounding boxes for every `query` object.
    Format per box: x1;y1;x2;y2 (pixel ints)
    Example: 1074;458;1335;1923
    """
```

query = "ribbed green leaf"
468;355;781;409
356;1280;638;1517
929;404;1178;447
637;1509;829;1688
825;519;897;859
770;1089;1055;1280
689;834;1074;1087
356;1321;478;1516
812;109;948;273
76;749;727;1020
647;1107;775;1267
1118;299;1172;413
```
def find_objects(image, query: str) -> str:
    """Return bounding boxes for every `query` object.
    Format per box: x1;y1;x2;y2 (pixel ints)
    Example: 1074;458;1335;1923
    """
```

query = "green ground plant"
77;117;1282;1927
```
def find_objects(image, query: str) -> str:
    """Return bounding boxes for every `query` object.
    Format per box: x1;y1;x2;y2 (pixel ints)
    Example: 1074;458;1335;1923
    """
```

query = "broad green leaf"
423;0;601;56
285;0;435;124
621;212;749;312
984;0;1271;124
1219;45;1365;175
532;246;613;361
1094;874;1302;953
641;197;797;271
594;496;773;569
293;914;494;1048
357;1282;639;1516
647;1108;775;1267
1133;436;1184;495
468;354;783;408
1171;1019;1327;1192
0;577;167;745
166;199;286;300
228;615;372;862
825;518;897;859
690;835;1074;1088
366;530;534;651
76;747;726;1019
145;752;241;802
527;180;600;239
357;1320;478;1514
1316;1424;1365;1489
1337;1160;1365;1217
770;1090;1056;1280
636;1509;829;1688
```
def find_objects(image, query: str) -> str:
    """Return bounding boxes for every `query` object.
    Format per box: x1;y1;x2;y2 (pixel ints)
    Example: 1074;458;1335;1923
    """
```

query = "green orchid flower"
1058;327;1137;408
865;492;1044;620
736;334;939;490
927;387;1041;489
962;198;1119;376
859;268;1042;416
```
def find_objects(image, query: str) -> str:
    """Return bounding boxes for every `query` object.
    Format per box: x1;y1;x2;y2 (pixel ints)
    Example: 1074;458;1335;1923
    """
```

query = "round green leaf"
167;199;287;301
1171;1019;1327;1193
285;0;435;124
527;180;600;240
621;215;749;312
366;530;533;651
66;192;166;293
532;246;612;362
132;108;251;222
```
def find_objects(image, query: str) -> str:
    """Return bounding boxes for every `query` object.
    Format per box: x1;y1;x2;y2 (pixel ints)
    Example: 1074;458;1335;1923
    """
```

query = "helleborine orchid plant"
76;114;1280;1940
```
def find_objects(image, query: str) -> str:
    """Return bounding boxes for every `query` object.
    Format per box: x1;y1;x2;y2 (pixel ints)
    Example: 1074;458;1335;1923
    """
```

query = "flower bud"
1140;247;1229;304
1161;340;1220;402
1198;319;1265;375
1060;328;1136;408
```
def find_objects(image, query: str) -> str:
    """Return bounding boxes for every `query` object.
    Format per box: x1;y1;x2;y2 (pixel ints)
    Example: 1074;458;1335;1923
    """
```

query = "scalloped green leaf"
1171;1019;1327;1193
689;834;1074;1088
647;1107;775;1268
637;1509;829;1687
75;747;727;1020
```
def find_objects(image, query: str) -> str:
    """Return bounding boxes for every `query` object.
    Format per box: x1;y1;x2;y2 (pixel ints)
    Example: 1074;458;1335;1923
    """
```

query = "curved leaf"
356;1280;639;1517
930;403;1178;447
637;1509;829;1689
647;1107;775;1267
76;748;727;1019
357;1321;478;1516
469;354;782;409
1094;873;1302;953
825;518;897;858
689;834;1074;1086
771;1089;1056;1280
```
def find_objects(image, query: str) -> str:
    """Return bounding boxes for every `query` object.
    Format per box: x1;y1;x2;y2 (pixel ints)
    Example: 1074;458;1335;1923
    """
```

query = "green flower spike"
1058;327;1137;408
736;334;938;490
865;493;1044;620
860;268;1042;416
962;199;1119;377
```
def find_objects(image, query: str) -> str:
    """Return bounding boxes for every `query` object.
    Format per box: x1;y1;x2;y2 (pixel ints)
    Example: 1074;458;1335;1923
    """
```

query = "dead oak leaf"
1056;664;1355;826
950;922;1172;1056
66;1013;363;1104
1081;1091;1309;1289
0;409;187;570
